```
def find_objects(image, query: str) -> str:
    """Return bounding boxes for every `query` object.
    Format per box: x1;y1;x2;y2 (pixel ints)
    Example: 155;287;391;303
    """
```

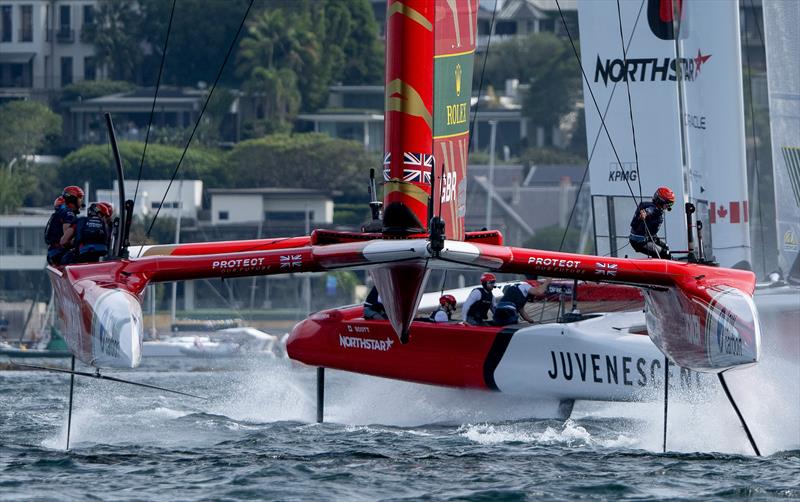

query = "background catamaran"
31;0;778;454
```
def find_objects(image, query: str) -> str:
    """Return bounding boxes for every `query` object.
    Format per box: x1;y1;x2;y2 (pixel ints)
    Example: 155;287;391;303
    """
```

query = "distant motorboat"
142;327;279;358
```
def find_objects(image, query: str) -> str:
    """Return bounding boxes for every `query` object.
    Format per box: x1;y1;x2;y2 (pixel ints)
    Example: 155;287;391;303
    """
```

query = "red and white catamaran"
44;1;762;441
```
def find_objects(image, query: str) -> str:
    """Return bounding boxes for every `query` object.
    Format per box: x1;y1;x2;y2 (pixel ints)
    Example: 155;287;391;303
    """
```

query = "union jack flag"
383;152;434;184
280;255;302;269
403;152;433;184
595;262;618;276
403;152;434;168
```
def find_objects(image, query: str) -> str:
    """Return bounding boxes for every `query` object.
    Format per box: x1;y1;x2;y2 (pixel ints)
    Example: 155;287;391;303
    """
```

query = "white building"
0;0;101;100
0;213;48;271
96;180;203;221
208;188;334;226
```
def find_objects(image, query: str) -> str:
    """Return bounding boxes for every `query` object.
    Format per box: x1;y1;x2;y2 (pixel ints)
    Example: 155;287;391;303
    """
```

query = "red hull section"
287;306;508;390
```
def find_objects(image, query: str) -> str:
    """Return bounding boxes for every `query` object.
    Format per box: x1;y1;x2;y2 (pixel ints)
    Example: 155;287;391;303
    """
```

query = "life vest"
428;307;450;322
500;283;527;311
466;287;493;320
44;205;76;247
76;215;108;249
630;201;664;239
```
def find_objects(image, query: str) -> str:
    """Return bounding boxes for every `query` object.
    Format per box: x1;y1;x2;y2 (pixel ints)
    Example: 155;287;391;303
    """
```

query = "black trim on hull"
482;327;518;391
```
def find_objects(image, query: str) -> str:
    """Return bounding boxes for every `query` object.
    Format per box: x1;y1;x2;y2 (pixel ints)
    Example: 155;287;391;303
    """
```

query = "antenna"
684;202;697;263
368;168;382;221
362;168;383;233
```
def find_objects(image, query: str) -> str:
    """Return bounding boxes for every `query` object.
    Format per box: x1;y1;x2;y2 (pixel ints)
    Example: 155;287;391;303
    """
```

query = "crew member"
44;186;84;265
363;286;387;320
96;202;115;251
493;277;552;326
462;273;497;325
429;294;457;323
629;186;674;259
73;203;111;263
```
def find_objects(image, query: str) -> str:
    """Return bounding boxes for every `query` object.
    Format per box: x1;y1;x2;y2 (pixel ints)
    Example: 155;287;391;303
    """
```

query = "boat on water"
143;327;280;358
288;281;707;406
0;330;71;359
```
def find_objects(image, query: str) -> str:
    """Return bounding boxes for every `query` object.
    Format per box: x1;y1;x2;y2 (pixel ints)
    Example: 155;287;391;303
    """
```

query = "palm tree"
236;7;330;133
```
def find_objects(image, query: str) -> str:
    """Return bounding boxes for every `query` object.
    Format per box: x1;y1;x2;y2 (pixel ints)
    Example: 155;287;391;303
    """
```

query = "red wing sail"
382;0;478;238
432;0;478;240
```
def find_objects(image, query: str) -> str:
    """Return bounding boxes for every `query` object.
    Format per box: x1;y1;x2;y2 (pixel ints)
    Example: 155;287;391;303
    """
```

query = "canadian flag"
709;201;749;224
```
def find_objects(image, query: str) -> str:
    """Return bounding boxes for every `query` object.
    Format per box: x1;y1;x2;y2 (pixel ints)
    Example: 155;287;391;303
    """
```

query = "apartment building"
0;0;100;101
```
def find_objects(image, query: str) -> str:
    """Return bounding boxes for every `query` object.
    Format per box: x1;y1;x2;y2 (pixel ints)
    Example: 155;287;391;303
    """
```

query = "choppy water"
1;350;799;501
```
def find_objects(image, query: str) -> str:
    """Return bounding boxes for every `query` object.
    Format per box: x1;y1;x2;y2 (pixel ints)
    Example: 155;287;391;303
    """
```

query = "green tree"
0;170;35;213
58;141;224;195
138;0;253;87
60;80;135;103
520;147;585;166
82;0;145;82
224;133;375;202
320;0;383;85
237;5;328;128
479;33;581;130
0;101;62;165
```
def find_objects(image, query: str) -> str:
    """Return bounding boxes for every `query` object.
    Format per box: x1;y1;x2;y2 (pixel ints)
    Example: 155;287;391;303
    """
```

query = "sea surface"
1;351;799;501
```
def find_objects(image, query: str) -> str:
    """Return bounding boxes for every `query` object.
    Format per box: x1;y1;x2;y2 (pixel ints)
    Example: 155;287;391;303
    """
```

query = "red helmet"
96;202;114;218
62;186;85;199
62;186;85;209
53;196;65;208
653;186;675;210
480;272;497;284
439;294;456;307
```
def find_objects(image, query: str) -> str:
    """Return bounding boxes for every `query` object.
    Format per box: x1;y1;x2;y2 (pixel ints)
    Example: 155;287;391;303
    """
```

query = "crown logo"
455;64;462;96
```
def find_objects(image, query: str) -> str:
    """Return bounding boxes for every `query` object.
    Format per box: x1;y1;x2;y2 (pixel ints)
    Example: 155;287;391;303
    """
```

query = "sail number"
441;172;458;203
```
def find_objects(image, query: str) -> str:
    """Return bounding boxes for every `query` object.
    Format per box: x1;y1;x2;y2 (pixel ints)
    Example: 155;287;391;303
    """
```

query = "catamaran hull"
48;266;142;368
287;308;706;402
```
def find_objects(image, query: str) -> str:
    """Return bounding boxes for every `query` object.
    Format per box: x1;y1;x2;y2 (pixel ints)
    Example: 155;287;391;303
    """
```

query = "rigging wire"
146;0;255;238
742;1;768;276
557;0;646;253
554;0;659;254
132;0;177;210
439;0;498;296
467;0;498;152
615;0;644;203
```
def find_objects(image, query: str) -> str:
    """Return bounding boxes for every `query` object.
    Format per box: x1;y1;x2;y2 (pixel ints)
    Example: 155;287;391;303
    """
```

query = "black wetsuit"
629;201;670;259
74;214;109;263
45;204;77;265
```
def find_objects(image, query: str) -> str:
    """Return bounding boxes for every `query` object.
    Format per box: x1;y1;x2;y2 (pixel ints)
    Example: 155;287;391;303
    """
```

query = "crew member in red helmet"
429;294;457;323
44;186;84;265
494;276;552;326
629;187;674;259
462;273;497;325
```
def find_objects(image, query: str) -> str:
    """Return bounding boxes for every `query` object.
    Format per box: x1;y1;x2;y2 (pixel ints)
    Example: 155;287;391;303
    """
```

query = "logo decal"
595;262;618;276
280;255;302;269
594;52;711;86
212;257;267;271
339;335;394;351
455;63;462;96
